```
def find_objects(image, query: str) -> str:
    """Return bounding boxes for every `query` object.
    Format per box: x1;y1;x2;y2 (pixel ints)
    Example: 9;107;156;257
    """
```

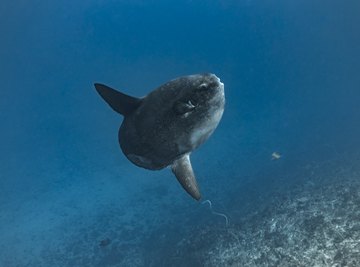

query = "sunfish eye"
198;83;208;90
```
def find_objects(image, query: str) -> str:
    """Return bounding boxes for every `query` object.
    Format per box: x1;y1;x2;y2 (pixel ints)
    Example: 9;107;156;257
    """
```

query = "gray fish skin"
95;73;225;200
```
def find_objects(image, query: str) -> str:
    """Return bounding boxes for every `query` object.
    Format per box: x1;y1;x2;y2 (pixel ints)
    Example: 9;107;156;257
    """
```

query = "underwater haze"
1;0;360;266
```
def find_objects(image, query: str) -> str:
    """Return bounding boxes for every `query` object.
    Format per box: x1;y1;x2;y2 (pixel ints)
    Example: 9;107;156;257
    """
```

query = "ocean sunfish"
94;73;225;200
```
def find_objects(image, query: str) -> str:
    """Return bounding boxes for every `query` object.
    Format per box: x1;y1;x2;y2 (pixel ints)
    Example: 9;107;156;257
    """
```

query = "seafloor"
1;150;360;267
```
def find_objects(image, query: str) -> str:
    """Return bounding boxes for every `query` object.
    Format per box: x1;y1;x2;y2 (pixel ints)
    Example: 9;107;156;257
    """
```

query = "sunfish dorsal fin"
94;83;142;116
171;154;201;201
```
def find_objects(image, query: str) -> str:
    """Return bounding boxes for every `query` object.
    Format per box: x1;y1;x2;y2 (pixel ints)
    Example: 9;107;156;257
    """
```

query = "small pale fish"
271;152;282;160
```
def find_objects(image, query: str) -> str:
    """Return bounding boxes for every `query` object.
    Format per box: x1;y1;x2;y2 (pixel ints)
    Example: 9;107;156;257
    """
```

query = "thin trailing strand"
202;199;229;227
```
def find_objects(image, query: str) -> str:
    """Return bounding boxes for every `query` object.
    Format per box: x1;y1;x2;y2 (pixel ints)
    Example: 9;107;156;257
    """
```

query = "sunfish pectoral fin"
94;83;142;116
173;100;196;115
171;154;201;201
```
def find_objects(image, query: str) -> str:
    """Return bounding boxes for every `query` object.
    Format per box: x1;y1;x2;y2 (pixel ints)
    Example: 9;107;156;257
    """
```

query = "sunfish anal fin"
94;83;141;116
171;154;201;201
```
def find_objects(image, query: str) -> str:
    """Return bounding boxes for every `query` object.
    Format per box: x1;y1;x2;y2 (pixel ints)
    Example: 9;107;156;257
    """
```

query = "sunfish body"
95;73;225;200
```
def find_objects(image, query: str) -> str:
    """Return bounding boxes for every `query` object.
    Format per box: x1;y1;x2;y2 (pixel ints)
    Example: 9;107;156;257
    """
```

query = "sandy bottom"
1;152;360;267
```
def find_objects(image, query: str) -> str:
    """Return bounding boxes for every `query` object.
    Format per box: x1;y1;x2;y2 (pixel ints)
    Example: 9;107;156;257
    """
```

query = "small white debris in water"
271;152;281;160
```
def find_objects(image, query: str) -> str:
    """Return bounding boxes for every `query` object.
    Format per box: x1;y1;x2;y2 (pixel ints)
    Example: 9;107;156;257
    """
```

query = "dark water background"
1;0;360;266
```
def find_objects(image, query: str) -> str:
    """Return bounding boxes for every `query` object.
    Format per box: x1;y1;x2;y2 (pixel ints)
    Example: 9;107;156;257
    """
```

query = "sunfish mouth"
215;75;223;84
212;76;224;97
211;74;224;89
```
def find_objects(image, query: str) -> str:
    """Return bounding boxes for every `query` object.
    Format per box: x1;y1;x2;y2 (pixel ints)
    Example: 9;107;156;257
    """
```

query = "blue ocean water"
1;0;360;266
